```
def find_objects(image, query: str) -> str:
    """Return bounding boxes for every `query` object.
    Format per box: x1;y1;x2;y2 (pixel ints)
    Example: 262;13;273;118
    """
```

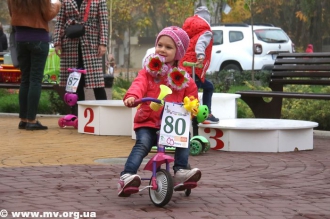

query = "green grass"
0;89;63;114
228;85;250;93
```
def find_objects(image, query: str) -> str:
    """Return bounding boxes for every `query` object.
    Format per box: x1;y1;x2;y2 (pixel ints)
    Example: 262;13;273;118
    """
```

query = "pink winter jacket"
305;44;314;53
124;69;198;130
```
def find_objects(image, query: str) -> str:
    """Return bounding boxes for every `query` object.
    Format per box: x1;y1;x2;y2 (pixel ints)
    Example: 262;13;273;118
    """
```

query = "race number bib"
66;71;82;93
158;102;191;148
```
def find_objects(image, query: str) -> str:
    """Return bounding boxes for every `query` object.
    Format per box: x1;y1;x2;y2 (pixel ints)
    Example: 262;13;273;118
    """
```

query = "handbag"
65;24;85;38
65;0;91;39
9;27;19;68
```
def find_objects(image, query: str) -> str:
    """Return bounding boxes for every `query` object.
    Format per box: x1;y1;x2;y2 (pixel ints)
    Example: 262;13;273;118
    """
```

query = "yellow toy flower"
183;96;199;117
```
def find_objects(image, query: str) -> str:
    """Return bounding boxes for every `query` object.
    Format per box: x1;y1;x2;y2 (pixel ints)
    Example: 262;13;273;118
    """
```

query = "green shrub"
0;90;20;113
38;91;53;114
237;99;254;118
233;82;330;130
281;86;330;130
111;75;132;100
112;86;127;100
113;76;132;90
0;89;65;115
209;71;330;130
207;70;271;93
48;90;67;115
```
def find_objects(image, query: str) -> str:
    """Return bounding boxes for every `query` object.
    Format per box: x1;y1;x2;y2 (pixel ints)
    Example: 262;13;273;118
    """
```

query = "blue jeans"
121;127;191;176
195;77;214;114
17;41;49;120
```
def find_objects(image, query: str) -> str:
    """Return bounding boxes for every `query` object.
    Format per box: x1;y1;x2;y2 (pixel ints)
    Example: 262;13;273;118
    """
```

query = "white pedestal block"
199;119;318;152
78;100;133;136
198;93;241;119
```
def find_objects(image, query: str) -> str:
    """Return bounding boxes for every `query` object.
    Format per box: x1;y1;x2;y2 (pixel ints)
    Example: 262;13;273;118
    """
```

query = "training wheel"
190;139;202;156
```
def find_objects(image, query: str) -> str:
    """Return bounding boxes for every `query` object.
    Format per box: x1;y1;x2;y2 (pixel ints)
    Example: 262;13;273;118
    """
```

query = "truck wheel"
222;63;241;72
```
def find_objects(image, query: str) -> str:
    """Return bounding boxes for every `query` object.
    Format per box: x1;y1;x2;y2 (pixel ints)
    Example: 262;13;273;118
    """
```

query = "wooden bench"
236;52;330;118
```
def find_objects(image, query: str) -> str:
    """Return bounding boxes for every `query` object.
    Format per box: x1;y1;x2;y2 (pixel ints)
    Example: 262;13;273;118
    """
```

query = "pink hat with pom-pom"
155;26;190;61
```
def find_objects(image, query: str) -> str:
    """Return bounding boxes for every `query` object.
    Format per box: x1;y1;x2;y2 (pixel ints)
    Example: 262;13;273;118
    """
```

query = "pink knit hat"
155;26;190;61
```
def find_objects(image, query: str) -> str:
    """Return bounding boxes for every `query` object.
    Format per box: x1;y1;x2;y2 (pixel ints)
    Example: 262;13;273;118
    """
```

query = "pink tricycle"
125;85;206;207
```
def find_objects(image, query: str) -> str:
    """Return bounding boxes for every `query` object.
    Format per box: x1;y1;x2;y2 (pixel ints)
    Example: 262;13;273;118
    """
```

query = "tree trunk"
251;1;255;83
311;0;322;52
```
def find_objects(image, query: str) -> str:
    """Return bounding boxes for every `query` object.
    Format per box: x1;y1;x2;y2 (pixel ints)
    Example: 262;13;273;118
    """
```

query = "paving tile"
0;115;330;218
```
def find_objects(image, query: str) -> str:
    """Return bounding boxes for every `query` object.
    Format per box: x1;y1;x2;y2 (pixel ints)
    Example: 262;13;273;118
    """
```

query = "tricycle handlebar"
130;97;162;107
182;61;203;68
68;68;87;74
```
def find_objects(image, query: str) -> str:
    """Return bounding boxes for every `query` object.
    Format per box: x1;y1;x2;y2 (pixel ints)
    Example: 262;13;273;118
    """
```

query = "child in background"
305;44;314;53
118;26;202;197
107;54;116;75
179;6;219;124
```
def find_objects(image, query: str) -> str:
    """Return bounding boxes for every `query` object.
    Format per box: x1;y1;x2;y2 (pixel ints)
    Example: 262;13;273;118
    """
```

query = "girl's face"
155;36;176;66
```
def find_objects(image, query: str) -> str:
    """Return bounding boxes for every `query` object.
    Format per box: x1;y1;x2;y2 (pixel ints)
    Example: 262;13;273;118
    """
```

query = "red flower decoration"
148;58;162;72
170;69;185;86
143;53;169;77
167;67;189;90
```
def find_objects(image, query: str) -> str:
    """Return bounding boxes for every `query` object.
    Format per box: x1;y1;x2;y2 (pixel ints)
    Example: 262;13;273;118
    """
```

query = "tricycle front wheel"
149;169;173;207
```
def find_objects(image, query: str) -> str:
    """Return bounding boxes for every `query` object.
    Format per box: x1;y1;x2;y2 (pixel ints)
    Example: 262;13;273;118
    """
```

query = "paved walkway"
0;114;330;219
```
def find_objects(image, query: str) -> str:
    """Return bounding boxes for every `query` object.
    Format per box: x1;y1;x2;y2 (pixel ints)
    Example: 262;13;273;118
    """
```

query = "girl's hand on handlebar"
124;97;136;107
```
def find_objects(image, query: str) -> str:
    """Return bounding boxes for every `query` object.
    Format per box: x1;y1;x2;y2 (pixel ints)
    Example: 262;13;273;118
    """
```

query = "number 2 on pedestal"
84;107;95;133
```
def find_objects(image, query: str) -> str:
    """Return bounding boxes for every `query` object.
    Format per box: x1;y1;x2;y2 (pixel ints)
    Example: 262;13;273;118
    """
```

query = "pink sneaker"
173;168;201;191
117;174;141;197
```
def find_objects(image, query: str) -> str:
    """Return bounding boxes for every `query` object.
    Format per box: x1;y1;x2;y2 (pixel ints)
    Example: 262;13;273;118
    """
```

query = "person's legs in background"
27;42;49;122
77;42;107;102
195;77;219;124
76;75;85;101
76;77;107;101
18;41;49;130
93;87;107;100
76;42;85;101
17;42;31;127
